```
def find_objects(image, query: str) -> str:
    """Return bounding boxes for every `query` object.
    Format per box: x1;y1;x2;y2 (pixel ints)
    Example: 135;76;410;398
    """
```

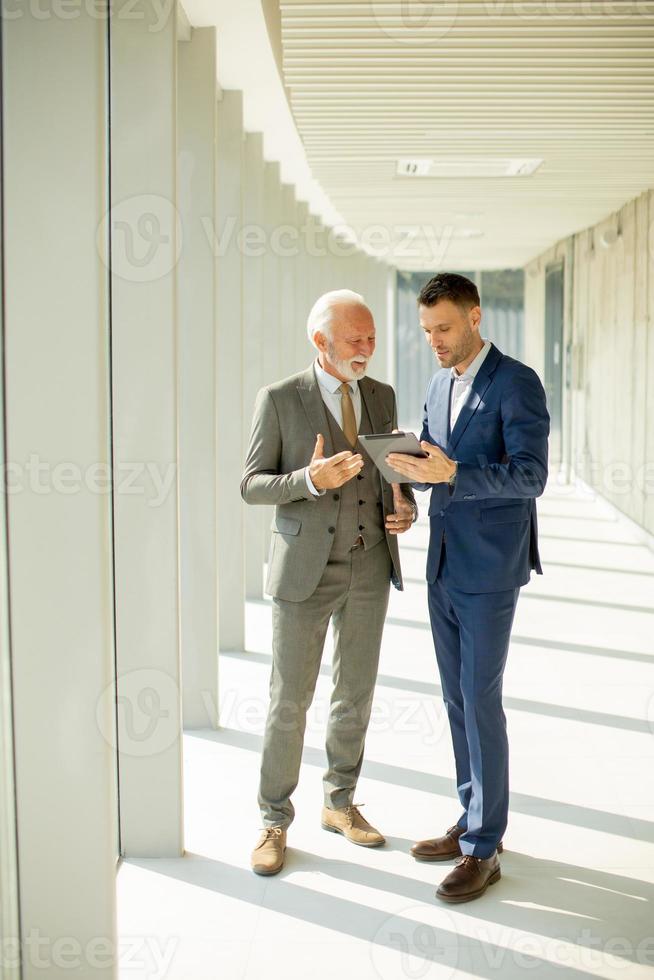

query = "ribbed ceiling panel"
279;0;654;268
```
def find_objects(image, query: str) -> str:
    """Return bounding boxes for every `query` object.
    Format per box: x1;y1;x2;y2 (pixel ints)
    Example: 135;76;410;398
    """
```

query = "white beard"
326;343;369;381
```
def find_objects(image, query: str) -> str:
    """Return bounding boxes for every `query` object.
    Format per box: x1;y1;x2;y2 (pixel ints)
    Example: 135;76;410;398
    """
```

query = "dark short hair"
417;272;480;311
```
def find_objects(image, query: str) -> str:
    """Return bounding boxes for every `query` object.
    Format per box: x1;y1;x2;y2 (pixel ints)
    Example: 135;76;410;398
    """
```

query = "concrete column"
111;1;184;856
177;28;219;728
295;201;312;372
263;161;282;385
261;161;282;560
279;183;298;374
2;9;118;976
0;443;18;980
306;213;325;312
242;133;266;599
330;229;360;304
216;91;246;652
349;250;363;297
369;258;392;385
385;263;398;388
0;33;19;977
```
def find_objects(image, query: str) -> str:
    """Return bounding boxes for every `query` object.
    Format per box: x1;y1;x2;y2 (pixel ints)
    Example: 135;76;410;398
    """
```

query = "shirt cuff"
305;466;325;497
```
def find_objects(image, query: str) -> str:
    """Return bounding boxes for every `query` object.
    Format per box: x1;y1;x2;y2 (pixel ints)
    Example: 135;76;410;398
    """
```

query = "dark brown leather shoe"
411;824;503;862
436;853;501;903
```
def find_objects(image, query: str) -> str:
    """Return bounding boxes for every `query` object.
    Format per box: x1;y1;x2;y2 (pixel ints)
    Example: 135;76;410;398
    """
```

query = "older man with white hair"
241;289;417;875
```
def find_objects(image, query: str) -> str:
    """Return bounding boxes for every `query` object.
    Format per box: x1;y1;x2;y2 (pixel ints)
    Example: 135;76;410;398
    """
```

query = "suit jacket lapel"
296;364;335;456
447;343;502;454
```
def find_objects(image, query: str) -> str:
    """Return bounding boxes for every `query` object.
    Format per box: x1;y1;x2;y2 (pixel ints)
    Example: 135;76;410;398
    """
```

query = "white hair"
306;289;368;349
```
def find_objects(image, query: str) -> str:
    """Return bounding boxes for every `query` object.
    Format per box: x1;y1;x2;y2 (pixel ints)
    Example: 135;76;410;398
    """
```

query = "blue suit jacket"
415;343;550;593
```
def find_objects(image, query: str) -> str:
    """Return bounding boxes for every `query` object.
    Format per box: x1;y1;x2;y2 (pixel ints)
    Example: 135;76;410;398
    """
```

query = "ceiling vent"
397;158;543;178
396;158;434;177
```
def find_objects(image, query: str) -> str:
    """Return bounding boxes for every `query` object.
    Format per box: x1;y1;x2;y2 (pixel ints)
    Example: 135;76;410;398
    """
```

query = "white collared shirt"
313;359;362;429
449;339;492;431
305;360;362;496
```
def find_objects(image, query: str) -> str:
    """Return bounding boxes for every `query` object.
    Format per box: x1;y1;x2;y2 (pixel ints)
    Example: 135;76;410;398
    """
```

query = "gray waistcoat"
324;395;387;558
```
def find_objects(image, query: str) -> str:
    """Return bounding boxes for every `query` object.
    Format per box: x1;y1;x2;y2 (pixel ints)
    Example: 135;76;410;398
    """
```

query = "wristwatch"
448;461;458;488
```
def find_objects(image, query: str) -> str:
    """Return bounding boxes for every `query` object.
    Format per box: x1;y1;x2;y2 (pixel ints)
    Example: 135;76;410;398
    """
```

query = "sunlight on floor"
118;481;654;980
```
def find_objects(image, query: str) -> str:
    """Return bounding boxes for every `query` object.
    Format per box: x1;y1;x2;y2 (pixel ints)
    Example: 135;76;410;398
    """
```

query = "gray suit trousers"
258;538;392;828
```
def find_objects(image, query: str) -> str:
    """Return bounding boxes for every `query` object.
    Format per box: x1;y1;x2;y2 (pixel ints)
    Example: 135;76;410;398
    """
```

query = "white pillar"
263;161;282;385
242;133;266;600
177;28;219;728
2;9;118;976
369;258;391;385
262;162;283;561
306;213;324;312
386;263;398;388
279;183;298;374
216;91;246;652
295;201;312;372
111;1;184;856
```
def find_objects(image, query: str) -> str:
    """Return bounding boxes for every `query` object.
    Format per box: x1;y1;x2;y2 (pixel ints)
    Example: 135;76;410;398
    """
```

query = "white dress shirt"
449;339;492;432
305;360;361;496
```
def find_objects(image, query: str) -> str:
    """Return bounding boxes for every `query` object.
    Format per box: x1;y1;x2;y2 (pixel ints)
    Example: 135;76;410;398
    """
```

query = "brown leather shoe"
251;826;287;876
411;824;504;862
436;853;501;903
321;803;385;847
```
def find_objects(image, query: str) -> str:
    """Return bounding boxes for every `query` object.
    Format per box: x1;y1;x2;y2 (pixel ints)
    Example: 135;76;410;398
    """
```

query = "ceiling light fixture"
396;158;543;178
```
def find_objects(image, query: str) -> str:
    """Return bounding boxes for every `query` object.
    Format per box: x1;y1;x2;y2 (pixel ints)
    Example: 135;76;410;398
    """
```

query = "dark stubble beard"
439;321;478;371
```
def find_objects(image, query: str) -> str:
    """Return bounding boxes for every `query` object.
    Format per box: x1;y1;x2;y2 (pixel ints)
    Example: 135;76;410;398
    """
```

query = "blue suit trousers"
428;537;520;858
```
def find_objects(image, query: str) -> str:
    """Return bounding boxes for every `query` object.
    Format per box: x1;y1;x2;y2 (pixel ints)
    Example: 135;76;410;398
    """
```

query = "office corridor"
118;481;654;980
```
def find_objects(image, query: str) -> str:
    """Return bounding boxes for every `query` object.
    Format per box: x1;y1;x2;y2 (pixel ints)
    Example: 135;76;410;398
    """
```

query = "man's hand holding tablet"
358;431;429;485
386;440;457;485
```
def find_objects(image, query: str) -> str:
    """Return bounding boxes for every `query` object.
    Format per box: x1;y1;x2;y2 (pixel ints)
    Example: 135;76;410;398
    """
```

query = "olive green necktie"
339;382;358;447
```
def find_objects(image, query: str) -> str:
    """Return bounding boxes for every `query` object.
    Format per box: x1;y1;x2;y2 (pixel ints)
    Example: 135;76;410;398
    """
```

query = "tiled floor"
118;481;654;980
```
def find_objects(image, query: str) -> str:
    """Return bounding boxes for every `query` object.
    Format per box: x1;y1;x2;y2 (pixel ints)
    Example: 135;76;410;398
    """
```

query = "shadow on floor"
126;849;653;978
192;728;654;845
220;648;653;734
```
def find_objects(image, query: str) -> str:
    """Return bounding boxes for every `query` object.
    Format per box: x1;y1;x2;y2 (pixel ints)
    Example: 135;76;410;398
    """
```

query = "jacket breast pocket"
271;515;302;536
480;504;529;525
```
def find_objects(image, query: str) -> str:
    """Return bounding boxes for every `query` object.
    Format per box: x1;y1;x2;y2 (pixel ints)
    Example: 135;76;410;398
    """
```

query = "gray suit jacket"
240;364;416;602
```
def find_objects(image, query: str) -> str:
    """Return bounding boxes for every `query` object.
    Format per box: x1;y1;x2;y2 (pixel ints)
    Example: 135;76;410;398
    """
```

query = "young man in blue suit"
387;272;550;903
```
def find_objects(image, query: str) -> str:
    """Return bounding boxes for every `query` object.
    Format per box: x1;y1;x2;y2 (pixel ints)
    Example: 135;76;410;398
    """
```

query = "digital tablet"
358;431;428;484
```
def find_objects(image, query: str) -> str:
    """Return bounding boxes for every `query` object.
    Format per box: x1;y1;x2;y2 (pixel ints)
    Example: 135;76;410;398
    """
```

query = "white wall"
110;0;184;857
0;17;409;973
178;28;220;728
525;189;654;535
216;89;246;652
0;24;20;980
2;10;118;977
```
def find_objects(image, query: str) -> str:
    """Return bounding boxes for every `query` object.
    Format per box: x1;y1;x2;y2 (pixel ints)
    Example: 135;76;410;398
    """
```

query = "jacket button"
333;494;340;501
359;500;365;505
357;474;364;480
359;524;365;531
328;527;335;534
439;510;445;517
